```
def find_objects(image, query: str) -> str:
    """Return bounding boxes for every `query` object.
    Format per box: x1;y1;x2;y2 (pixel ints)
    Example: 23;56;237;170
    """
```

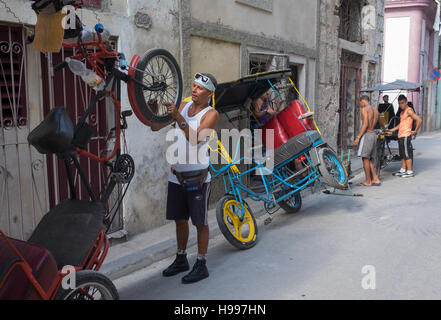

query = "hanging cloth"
34;11;66;53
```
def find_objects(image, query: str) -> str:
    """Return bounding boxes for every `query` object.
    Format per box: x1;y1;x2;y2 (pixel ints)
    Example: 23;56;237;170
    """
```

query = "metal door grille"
0;24;49;240
339;51;362;153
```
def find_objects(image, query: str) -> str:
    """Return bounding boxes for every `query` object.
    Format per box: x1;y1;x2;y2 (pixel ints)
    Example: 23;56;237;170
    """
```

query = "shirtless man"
353;95;385;186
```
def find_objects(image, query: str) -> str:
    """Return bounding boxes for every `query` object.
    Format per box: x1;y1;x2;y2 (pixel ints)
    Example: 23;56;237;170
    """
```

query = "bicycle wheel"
55;270;119;300
318;147;348;189
374;138;385;177
134;49;183;124
279;193;302;214
216;195;258;250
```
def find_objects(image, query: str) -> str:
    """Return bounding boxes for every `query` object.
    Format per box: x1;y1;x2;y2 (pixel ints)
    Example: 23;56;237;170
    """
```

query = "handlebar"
54;60;68;71
119;53;127;70
94;24;105;34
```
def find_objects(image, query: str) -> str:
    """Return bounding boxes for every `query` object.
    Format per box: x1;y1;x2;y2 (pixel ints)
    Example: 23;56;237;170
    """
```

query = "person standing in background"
387;95;422;178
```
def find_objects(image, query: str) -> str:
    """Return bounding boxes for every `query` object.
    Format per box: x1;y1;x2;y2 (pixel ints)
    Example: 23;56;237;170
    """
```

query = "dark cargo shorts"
398;136;413;160
166;182;211;227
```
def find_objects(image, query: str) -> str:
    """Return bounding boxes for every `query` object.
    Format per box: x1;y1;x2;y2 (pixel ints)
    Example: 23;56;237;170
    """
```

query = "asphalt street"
114;131;441;300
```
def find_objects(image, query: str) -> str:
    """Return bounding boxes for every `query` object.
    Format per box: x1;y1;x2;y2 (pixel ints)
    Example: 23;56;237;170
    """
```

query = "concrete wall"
190;0;317;50
189;36;241;82
383;0;440;130
383;16;411;113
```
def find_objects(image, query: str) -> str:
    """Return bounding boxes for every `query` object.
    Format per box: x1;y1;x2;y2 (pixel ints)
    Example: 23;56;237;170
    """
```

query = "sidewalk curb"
102;168;365;281
101;218;223;280
101;200;266;281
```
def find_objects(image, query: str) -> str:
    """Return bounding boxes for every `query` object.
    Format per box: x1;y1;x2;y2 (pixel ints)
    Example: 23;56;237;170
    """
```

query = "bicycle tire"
374;139;385;177
279;193;302;214
134;49;183;124
216;195;258;250
55;270;119;300
318;147;348;189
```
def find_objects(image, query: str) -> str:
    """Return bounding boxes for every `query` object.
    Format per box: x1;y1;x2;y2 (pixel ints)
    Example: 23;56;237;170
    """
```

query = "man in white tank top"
151;73;219;284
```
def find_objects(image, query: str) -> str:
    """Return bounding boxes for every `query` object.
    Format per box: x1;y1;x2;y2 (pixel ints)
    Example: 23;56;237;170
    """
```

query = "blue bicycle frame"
209;134;325;221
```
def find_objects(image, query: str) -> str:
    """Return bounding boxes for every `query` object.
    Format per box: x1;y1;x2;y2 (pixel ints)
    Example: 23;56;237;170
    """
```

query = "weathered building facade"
120;0;321;236
317;0;385;154
0;0;385;239
383;0;441;131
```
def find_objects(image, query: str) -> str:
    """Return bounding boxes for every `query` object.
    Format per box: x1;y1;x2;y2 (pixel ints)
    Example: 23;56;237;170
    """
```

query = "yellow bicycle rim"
222;200;256;244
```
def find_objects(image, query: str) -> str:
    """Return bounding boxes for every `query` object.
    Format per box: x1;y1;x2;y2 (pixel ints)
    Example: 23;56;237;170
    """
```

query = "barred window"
338;0;363;43
0;25;27;128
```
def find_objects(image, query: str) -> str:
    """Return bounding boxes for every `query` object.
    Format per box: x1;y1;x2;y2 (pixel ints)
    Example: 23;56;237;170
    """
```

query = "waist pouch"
172;168;209;192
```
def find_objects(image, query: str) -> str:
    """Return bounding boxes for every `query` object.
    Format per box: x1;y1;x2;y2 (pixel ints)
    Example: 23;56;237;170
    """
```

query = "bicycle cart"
361;80;422;176
1;0;183;299
209;70;349;250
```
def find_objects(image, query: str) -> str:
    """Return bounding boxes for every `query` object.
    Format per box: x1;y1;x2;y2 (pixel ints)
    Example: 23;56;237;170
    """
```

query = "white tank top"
168;101;213;184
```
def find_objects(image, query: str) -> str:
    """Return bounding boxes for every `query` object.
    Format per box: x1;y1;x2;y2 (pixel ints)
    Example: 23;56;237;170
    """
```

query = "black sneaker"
162;254;190;277
182;259;209;284
392;171;405;176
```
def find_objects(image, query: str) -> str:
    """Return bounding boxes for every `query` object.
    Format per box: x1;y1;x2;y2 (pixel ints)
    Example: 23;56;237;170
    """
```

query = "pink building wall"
384;0;438;114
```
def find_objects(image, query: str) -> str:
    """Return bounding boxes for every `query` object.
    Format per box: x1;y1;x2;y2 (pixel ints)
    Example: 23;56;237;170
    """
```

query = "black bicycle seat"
28;107;74;155
28;199;104;270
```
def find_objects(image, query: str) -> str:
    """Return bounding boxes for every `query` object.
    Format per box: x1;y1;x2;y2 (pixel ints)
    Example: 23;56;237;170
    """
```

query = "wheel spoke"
134;50;182;122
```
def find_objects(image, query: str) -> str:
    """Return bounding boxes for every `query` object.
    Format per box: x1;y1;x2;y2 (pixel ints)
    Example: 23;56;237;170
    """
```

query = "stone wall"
316;0;385;151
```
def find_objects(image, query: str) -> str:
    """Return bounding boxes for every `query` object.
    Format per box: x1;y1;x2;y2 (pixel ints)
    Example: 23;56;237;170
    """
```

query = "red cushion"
261;116;289;150
277;100;314;139
0;237;58;300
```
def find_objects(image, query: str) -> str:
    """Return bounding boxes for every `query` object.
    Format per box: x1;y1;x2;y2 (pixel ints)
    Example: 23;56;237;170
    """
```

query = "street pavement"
114;131;441;300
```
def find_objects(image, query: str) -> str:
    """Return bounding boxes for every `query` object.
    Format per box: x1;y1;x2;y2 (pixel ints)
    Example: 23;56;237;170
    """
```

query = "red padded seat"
0;237;58;300
277;100;314;139
261;116;289;150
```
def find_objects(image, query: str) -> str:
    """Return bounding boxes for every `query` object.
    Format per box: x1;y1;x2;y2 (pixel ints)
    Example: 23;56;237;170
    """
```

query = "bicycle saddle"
28;199;104;270
28;106;74;155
